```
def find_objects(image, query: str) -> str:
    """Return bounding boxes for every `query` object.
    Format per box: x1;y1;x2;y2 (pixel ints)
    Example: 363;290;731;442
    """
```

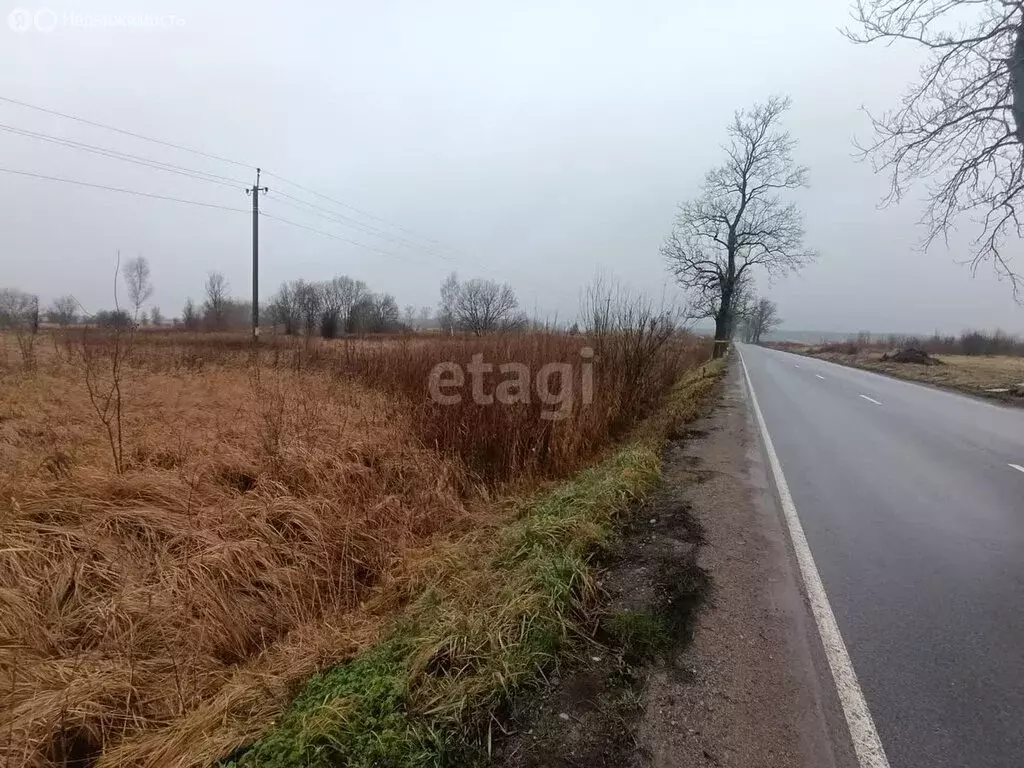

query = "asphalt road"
737;343;1024;768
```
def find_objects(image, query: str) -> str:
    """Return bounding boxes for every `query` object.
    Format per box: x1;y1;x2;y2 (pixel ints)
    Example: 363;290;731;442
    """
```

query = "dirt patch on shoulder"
492;416;714;768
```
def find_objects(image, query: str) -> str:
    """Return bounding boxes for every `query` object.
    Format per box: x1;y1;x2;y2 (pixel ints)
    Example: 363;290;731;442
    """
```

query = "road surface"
737;343;1024;768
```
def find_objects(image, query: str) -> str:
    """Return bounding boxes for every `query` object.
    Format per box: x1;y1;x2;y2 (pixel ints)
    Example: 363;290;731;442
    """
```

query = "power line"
262;170;454;250
0;93;253;170
0;93;565;301
262;173;561;293
0;122;249;189
0;93;482;269
259;210;421;265
266;190;462;265
0;166;249;213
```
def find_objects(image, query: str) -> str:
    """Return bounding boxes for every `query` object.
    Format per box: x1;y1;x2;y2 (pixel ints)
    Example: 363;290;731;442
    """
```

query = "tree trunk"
713;312;730;358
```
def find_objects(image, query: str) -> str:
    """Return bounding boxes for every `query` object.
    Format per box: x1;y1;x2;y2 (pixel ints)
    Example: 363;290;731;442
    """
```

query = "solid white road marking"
859;395;883;406
1010;464;1024;475
816;374;826;380
738;349;891;768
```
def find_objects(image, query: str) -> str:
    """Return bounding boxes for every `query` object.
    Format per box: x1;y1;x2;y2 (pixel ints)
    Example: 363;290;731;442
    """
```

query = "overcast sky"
2;0;1022;334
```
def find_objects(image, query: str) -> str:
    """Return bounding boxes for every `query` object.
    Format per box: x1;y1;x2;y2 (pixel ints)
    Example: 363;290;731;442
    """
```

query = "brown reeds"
0;327;707;767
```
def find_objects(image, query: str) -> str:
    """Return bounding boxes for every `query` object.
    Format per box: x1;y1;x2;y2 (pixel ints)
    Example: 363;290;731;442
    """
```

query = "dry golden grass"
0;328;707;767
809;349;1024;399
0;336;474;767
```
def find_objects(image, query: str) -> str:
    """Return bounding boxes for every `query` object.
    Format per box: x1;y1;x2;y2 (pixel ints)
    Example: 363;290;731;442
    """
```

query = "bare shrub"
0;288;40;370
454;278;520;335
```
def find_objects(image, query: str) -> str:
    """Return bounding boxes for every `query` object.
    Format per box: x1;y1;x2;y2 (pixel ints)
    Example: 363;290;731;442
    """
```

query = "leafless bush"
582;275;689;423
0;287;40;370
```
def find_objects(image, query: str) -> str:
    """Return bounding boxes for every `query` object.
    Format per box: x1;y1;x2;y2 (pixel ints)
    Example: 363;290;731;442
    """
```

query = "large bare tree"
454;278;520;335
847;0;1024;294
661;96;814;356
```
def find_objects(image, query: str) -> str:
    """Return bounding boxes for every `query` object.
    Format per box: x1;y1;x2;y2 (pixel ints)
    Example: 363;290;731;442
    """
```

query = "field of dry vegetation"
798;334;1024;402
0;323;711;768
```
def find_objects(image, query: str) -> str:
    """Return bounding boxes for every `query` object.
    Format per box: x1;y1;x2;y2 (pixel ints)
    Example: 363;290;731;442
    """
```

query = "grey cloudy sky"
2;0;1022;334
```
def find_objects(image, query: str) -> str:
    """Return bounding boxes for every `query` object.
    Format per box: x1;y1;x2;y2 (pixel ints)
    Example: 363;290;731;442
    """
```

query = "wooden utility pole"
246;168;268;338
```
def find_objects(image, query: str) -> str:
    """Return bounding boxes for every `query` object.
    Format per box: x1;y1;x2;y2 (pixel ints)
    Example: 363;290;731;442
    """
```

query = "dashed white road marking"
816;374;826;380
1010;464;1024;475
859;394;883;406
738;349;891;768
794;364;801;368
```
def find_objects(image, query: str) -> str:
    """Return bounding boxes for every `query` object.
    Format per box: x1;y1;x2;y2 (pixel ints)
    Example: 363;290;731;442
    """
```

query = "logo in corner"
8;7;33;32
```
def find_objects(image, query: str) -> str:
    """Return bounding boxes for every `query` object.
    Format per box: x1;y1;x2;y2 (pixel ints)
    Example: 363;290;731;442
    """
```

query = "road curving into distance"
737;343;1024;768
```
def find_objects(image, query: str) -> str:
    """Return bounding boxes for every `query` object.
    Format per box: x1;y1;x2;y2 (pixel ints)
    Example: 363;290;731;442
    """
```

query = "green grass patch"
601;610;670;662
223;360;724;768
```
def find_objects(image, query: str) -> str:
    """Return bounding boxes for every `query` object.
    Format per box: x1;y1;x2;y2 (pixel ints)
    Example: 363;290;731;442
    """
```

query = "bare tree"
202;271;229;330
348;292;401;334
150;306;163;326
48;295;79;327
123;255;154;320
454;278;520;335
316;276;365;338
268;282;300;334
438;272;460;335
661;96;814;357
0;288;38;329
847;1;1024;294
182;298;199;331
740;297;781;344
292;280;321;336
403;304;417;330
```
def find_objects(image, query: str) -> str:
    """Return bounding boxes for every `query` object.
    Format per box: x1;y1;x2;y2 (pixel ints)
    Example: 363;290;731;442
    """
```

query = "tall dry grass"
0;327;707;767
1;339;471;767
333;331;706;482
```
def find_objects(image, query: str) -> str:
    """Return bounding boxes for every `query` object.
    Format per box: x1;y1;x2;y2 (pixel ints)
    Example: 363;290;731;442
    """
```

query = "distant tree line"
0;263;533;340
264;276;403;337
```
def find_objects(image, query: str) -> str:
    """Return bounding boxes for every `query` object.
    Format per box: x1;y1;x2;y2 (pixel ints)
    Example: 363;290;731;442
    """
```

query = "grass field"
0;327;713;767
803;347;1024;402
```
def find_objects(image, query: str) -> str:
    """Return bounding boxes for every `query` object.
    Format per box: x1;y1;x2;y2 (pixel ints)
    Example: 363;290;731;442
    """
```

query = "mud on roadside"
489;428;716;768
